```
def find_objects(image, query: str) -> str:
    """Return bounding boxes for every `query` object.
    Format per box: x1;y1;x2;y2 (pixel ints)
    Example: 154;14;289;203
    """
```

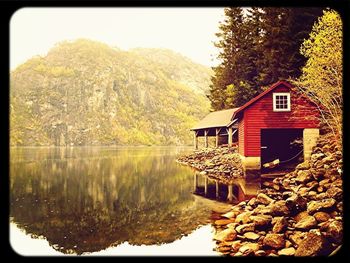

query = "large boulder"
307;198;336;214
295;232;332;256
322;220;343;244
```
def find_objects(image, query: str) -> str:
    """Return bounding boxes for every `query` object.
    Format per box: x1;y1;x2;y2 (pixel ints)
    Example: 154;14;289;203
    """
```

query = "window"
273;93;290;111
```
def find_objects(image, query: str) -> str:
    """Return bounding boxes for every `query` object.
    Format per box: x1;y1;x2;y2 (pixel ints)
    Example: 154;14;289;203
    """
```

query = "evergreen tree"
209;7;323;109
256;8;323;87
288;8;324;75
255;8;294;87
209;7;245;110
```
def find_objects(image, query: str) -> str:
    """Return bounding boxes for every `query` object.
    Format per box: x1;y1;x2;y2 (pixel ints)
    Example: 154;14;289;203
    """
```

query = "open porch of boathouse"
190;108;239;149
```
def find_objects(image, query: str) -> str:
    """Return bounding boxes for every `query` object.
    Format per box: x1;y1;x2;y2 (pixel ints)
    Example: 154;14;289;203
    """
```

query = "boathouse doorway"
261;128;303;173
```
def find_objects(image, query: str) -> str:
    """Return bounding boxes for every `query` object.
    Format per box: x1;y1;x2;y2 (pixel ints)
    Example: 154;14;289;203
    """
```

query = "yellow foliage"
295;9;342;139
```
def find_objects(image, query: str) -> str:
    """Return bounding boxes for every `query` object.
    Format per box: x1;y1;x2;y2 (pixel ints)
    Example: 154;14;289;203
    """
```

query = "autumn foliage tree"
295;10;343;140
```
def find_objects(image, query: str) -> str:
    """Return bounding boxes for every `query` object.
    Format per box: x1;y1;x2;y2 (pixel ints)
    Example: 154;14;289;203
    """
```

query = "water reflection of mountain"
10;147;212;254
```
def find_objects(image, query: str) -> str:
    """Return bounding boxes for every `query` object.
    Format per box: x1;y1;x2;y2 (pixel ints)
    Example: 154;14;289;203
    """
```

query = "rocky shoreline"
177;134;343;256
211;134;342;256
176;146;244;184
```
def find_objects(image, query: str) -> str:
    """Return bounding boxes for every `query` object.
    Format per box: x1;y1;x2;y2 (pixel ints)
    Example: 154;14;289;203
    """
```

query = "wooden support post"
215;180;219;199
204;129;209;148
204;177;208;196
193;173;198;193
227;184;234;202
228;127;233;147
215;128;220;148
193;131;198;150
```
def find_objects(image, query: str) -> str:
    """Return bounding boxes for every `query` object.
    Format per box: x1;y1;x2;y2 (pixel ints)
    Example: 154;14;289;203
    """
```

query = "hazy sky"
10;7;225;70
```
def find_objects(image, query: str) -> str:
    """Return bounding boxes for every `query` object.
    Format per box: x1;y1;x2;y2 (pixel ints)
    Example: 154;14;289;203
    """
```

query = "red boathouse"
191;80;320;177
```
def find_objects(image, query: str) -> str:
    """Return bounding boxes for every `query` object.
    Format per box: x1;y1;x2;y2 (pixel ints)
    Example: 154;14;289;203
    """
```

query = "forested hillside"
10;39;211;146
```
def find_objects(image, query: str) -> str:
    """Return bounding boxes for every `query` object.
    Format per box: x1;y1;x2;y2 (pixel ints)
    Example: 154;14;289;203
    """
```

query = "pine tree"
288;8;324;75
209;7;245;110
255;8;293;87
256;8;323;87
209;7;324;110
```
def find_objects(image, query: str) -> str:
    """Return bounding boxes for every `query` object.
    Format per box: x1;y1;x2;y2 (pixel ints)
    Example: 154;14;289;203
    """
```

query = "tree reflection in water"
10;147;214;254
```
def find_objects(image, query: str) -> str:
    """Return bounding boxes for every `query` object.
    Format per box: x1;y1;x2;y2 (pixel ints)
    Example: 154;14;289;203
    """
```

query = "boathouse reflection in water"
192;172;261;204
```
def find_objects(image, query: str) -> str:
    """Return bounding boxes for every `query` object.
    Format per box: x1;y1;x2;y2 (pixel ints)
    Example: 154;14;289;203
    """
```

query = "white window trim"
273;92;291;112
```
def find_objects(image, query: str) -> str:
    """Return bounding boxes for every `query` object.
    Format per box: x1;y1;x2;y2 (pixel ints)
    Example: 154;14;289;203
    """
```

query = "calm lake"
10;146;230;255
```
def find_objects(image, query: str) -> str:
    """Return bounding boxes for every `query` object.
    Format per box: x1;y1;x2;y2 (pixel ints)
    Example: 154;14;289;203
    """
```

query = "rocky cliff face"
212;133;343;256
10;39;211;146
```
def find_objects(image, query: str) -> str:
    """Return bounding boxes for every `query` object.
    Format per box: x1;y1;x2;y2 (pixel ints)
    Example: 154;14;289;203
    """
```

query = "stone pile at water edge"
212;134;342;256
176;146;244;183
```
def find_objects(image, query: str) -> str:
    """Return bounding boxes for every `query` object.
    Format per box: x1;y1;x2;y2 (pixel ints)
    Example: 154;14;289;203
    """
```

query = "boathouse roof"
190;108;239;131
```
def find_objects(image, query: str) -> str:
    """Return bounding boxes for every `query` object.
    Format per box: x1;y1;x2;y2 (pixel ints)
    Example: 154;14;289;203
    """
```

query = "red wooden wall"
240;84;320;157
238;118;245;156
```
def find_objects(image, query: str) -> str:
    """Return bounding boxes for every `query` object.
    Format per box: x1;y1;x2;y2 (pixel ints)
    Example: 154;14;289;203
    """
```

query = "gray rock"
250;215;272;228
322;155;336;164
289;231;307;246
278;247;296;256
239;242;260;253
271;200;290;216
307;198;336;214
296;161;310;170
243;232;260;241
221;211;237;219
235;223;255;234
285;194;307;213
235;211;253;224
313;212;331;223
323;220;343;244
295;232;332;256
315;192;328;200
272;217;288;233
214;228;237;242
255;250;267;256
295;170;312;184
326;187;342;200
294;211;310;222
231;240;242;252
263;234;286;249
295;215;317;230
256;193;274;205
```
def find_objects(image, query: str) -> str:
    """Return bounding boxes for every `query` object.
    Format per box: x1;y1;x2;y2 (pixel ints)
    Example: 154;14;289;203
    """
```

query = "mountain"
10;39;212;146
131;48;212;95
